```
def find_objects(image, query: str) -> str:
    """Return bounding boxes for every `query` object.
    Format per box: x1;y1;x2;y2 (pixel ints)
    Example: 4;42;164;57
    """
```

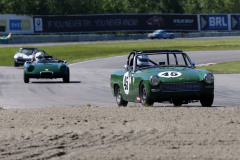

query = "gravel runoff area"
0;106;240;160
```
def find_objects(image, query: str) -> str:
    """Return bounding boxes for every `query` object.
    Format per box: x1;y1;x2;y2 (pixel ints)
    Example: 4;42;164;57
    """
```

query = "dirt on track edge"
0;106;240;160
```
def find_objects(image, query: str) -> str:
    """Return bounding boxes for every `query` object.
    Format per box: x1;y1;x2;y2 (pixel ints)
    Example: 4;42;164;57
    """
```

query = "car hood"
136;67;202;82
14;53;33;59
31;63;61;71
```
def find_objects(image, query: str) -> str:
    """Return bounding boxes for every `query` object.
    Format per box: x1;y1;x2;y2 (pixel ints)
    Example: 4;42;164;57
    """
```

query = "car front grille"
40;71;53;77
17;59;31;62
161;82;203;92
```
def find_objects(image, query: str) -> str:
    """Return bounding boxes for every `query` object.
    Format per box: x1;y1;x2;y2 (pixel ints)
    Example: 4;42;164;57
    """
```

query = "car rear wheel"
115;85;128;106
200;93;214;107
63;68;70;83
140;82;153;106
158;35;162;39
24;72;29;83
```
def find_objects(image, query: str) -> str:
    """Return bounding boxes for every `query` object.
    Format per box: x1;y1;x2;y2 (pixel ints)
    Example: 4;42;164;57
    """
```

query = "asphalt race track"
0;50;240;108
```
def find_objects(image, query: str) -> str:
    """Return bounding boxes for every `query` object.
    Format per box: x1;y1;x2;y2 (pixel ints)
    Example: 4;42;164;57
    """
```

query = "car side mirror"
191;61;196;68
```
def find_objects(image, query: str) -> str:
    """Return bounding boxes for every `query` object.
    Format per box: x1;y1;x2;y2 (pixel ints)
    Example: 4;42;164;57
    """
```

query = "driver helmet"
137;55;149;66
35;52;43;62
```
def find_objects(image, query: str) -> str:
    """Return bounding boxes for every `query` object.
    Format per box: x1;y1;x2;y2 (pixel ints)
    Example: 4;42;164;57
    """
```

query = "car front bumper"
149;82;214;102
15;58;31;64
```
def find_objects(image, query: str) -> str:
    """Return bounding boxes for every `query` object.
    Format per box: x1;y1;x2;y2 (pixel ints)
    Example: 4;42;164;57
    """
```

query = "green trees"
0;0;240;14
180;0;240;14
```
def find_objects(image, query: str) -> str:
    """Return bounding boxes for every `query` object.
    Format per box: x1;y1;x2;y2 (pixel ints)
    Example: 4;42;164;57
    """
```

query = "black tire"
158;35;162;39
115;85;128;106
63;68;70;83
200;93;214;107
24;72;29;83
14;61;19;67
173;100;182;107
140;82;154;106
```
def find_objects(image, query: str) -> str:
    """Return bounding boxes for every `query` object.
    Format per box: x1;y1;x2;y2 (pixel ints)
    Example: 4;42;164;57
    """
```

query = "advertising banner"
200;15;229;31
0;19;7;32
34;14;198;33
231;15;240;30
0;14;34;34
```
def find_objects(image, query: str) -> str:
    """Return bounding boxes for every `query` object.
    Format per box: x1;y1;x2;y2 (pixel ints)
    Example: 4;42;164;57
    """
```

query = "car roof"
133;49;185;55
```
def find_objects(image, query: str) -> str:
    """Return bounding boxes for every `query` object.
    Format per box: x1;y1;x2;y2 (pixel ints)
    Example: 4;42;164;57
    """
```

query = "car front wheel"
63;68;70;83
140;82;153;106
115;85;128;106
14;61;19;67
200;93;214;107
24;72;29;83
173;100;182;107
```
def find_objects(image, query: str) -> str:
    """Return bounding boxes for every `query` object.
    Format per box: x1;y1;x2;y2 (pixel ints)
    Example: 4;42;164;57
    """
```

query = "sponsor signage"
33;14;198;33
4;13;240;34
0;20;7;32
9;19;31;31
151;14;198;30
0;14;33;34
0;26;5;32
200;15;229;30
231;15;240;30
34;15;140;33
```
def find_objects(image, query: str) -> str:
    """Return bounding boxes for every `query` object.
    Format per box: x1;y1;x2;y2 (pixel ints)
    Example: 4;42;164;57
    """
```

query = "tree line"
1;0;240;15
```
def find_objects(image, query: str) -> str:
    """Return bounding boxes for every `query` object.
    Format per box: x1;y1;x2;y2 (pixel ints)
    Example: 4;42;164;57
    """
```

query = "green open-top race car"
23;49;70;83
110;49;214;107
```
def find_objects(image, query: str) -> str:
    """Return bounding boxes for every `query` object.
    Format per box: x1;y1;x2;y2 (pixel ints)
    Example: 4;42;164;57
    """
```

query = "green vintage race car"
23;49;70;83
110;50;214;107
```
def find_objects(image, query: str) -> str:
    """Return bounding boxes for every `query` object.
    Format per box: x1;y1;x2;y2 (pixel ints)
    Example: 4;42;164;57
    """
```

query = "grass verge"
197;61;240;74
1;38;240;66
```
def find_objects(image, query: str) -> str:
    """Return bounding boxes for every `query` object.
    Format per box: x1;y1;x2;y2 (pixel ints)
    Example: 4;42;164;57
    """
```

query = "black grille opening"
161;82;202;92
40;71;53;77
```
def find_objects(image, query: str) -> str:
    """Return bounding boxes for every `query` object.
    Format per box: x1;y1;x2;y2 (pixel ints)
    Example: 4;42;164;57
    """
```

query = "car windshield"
19;48;34;55
36;59;59;63
136;53;192;69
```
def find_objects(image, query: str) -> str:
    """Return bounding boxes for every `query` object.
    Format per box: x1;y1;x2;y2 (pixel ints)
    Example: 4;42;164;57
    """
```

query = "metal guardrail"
0;37;11;44
9;32;240;44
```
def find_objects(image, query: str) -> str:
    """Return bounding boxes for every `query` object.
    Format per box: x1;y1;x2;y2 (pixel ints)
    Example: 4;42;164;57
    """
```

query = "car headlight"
149;75;161;86
59;65;67;73
27;65;34;72
204;73;214;84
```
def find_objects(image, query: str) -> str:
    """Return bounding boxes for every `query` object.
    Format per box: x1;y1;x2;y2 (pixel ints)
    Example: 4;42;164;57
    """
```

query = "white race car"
14;48;38;67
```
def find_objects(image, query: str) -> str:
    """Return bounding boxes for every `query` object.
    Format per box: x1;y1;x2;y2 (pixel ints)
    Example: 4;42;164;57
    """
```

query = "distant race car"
14;48;38;67
23;49;70;83
110;49;214;107
148;30;174;39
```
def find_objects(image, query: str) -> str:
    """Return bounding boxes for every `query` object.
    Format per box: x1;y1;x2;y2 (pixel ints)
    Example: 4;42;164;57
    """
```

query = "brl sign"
200;15;229;30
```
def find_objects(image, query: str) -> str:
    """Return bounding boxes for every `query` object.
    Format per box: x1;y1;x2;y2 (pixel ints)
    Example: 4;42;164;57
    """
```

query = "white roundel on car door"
158;71;182;78
123;72;130;94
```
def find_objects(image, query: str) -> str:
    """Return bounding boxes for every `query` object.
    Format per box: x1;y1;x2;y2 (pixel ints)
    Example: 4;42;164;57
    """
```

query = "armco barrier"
9;32;240;44
0;37;11;44
10;34;149;44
